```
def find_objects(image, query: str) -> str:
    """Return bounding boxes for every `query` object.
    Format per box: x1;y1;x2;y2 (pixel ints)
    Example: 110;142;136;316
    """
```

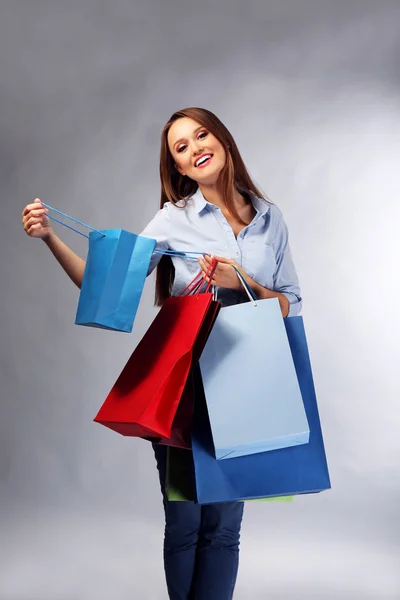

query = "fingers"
198;256;219;287
22;198;48;233
201;273;217;286
198;255;207;272
25;214;45;227
212;255;235;264
26;222;44;235
28;209;48;219
22;198;46;217
23;212;47;230
201;254;219;266
198;255;217;277
202;254;235;265
198;254;215;270
23;209;49;237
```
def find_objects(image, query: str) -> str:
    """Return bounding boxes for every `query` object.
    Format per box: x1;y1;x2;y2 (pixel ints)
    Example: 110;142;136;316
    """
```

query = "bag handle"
179;257;218;297
179;261;257;304
231;265;258;306
40;202;106;239
40;201;208;260
154;249;205;258
154;249;207;261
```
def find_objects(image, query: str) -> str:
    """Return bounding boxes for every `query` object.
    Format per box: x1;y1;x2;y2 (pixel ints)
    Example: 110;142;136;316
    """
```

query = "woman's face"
167;117;227;186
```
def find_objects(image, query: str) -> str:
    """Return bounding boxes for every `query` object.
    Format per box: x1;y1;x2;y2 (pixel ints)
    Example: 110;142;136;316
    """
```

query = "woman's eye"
177;145;187;153
198;131;208;139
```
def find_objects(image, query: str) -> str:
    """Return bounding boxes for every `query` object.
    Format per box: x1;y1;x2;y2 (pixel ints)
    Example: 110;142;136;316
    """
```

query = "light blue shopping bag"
199;268;310;459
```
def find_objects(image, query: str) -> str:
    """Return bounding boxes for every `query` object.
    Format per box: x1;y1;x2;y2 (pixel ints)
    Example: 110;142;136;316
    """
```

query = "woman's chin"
193;171;224;187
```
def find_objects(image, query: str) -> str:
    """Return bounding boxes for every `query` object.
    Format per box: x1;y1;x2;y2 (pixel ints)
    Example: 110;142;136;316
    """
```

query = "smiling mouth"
195;154;213;168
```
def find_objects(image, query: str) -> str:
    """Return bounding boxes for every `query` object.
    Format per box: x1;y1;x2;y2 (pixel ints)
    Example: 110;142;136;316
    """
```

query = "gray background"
1;1;400;598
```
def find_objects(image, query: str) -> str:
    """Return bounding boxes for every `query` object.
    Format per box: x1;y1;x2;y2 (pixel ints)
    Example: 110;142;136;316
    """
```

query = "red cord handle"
179;257;218;297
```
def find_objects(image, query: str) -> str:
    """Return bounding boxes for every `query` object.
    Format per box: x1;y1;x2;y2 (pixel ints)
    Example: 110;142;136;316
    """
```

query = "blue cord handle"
41;202;106;239
154;249;205;255
154;249;206;260
41;201;208;259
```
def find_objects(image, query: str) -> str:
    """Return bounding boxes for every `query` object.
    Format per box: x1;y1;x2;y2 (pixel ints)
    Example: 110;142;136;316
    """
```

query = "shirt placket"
214;207;264;260
238;215;264;277
212;208;243;264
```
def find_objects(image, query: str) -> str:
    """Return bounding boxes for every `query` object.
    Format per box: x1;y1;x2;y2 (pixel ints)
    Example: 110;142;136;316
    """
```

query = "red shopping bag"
156;298;222;448
94;260;218;439
156;373;195;448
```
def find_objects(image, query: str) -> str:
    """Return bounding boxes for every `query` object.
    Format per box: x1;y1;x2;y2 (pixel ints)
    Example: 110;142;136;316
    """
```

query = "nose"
191;140;204;155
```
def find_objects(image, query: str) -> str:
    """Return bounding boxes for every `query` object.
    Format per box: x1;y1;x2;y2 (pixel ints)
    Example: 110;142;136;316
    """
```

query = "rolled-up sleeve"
139;203;171;276
272;209;302;317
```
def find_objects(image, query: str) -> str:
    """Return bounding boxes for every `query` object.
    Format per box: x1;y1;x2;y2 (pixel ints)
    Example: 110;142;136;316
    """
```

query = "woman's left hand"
198;254;244;290
199;253;290;317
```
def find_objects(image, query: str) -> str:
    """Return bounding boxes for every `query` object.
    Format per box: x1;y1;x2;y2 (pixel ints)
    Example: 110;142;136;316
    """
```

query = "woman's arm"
43;230;86;288
266;211;302;317
22;199;86;289
199;256;290;318
198;208;302;320
243;280;290;317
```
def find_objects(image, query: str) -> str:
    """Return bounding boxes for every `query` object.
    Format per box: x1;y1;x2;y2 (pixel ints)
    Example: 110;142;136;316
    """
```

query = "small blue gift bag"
42;202;207;333
76;229;156;332
41;202;156;333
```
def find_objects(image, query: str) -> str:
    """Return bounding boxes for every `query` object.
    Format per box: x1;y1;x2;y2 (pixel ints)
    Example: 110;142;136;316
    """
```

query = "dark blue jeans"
153;443;244;600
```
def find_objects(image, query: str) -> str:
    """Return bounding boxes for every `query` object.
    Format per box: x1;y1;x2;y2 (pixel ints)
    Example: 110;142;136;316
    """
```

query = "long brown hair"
155;107;266;305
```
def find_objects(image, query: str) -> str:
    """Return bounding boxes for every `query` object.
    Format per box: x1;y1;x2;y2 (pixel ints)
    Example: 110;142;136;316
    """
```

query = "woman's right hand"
22;198;53;240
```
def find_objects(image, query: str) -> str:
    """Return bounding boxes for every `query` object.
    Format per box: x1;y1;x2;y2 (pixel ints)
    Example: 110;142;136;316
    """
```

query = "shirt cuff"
282;293;302;317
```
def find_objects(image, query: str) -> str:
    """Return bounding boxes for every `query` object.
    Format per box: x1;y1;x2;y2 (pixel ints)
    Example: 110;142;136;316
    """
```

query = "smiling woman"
21;106;302;600
169;120;226;180
149;107;300;318
158;107;264;221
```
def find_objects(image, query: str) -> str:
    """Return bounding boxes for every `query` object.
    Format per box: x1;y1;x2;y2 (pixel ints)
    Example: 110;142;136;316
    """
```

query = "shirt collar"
190;187;270;216
191;187;209;213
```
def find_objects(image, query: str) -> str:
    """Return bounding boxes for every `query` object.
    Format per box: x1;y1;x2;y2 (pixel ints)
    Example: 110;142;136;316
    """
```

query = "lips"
195;153;213;168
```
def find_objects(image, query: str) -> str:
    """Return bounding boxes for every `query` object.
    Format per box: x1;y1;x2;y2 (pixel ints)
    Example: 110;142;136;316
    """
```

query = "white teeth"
196;155;212;167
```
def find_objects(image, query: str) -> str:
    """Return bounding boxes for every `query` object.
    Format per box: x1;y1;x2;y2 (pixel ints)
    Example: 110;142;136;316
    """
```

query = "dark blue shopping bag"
191;316;331;503
75;229;156;333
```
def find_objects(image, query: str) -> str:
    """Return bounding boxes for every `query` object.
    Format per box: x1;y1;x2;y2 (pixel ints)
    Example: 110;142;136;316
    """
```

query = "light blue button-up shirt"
140;188;302;316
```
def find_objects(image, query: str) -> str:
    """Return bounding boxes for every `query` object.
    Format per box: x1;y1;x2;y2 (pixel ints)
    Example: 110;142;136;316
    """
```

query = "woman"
22;107;302;600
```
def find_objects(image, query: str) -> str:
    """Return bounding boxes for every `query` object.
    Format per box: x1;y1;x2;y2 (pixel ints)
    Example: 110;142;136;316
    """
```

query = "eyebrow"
173;126;204;148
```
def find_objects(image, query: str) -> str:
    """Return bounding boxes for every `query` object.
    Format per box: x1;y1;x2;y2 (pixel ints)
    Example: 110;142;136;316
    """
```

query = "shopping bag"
94;260;220;439
76;230;157;332
156;299;221;448
152;372;195;449
166;446;293;502
199;296;309;459
192;317;331;503
40;203;157;333
94;293;214;437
